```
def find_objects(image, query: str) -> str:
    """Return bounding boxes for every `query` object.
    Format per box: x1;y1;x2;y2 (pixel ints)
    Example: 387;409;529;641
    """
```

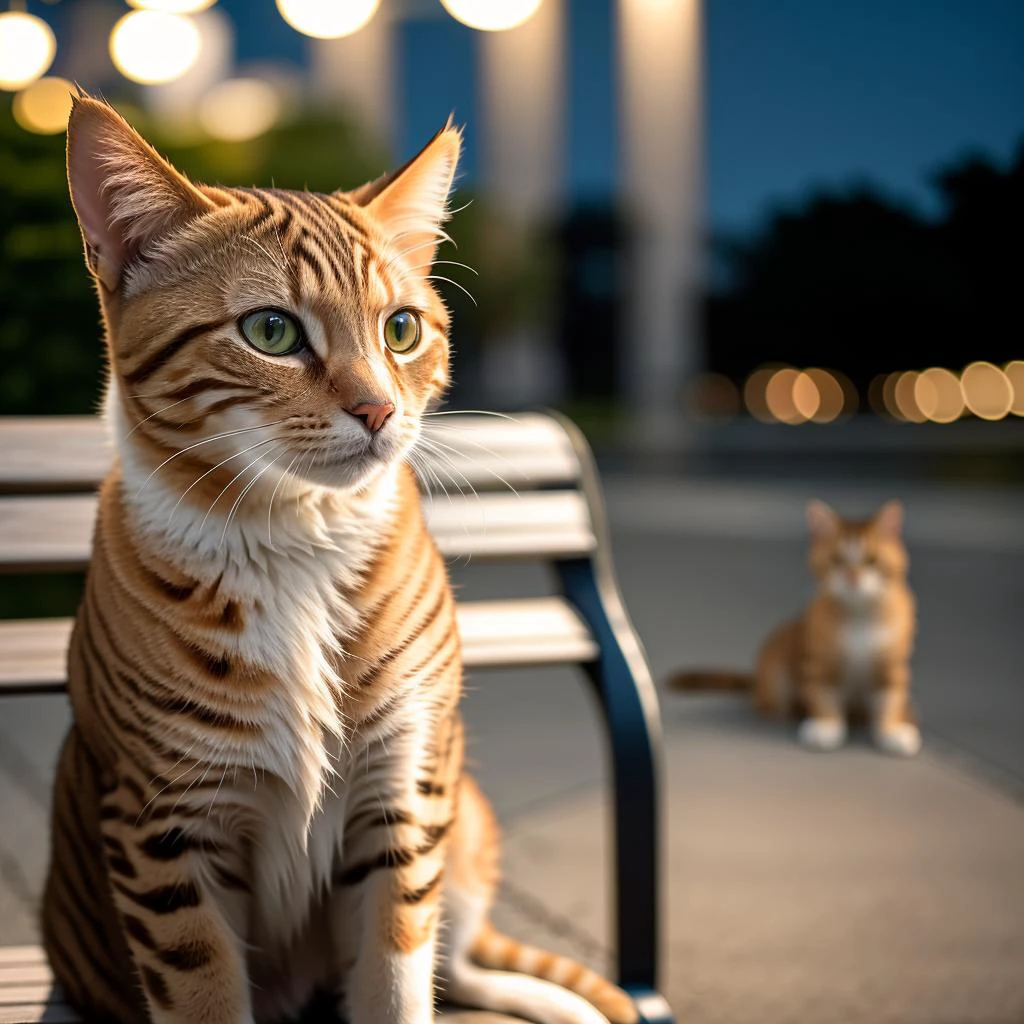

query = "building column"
618;0;703;444
478;0;566;405
309;5;396;153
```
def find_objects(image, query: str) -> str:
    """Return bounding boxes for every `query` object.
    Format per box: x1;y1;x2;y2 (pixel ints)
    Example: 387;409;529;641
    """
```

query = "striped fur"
43;95;637;1023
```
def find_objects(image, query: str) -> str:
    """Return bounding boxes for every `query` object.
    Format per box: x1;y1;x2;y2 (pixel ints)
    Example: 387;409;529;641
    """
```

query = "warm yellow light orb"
960;361;1013;421
198;78;282;142
764;367;803;424
128;0;217;12
0;11;56;91
275;0;380;39
743;367;777;423
914;367;964;424
440;0;543;31
110;11;202;85
893;371;926;423
804;368;846;423
1004;361;1024;417
12;76;74;134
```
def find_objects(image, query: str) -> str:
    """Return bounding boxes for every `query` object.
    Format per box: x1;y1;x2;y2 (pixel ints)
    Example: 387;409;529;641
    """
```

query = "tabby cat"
42;94;637;1024
669;500;920;756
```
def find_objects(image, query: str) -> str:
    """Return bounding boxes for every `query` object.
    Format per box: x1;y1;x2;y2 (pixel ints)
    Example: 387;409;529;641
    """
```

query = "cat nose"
346;401;395;433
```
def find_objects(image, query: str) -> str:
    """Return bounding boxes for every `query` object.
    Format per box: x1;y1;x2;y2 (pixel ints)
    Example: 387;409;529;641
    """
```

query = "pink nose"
347;401;395;433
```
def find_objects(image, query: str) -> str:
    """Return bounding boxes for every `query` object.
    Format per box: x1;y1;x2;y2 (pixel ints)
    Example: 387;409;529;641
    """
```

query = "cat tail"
667;669;752;691
467;921;639;1024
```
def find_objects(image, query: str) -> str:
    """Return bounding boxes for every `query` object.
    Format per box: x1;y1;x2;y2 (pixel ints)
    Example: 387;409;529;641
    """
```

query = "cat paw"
874;723;922;757
798;717;847;751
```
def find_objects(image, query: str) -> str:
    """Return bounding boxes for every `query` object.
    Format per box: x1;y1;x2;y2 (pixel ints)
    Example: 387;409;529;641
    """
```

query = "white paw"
874;722;922;757
798;717;847;751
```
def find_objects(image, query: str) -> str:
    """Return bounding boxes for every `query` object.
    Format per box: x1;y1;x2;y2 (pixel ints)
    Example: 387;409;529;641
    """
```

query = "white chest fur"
840;617;892;687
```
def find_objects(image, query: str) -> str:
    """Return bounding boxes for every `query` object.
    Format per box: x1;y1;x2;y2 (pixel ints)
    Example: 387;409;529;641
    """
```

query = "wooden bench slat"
0;415;580;495
0;598;597;695
0;491;595;574
0;953;45;969
0;1006;80;1024
0;967;51;988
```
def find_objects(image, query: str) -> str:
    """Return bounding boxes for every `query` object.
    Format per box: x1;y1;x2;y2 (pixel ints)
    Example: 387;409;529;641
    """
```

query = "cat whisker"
168;435;280;530
422;274;477;306
133;418;288;501
420;433;520;500
267;451;301;552
421;425;527;494
124;394;196;439
217;448;283;546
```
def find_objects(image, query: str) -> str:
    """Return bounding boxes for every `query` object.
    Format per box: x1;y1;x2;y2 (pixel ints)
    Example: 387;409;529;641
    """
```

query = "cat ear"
806;499;839;540
66;94;215;290
348;119;462;273
873;500;904;539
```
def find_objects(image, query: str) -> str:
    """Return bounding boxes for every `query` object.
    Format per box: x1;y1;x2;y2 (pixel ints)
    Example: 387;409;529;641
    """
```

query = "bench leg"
557;557;672;1022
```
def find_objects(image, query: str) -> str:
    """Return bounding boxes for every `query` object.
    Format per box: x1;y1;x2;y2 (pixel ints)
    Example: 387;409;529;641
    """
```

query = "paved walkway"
2;477;1022;1022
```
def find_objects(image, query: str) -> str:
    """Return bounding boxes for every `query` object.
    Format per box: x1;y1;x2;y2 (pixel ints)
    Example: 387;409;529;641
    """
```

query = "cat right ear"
66;94;214;290
806;499;839;540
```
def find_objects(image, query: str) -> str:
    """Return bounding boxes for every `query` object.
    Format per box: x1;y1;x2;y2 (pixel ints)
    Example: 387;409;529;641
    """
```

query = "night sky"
63;0;1024;233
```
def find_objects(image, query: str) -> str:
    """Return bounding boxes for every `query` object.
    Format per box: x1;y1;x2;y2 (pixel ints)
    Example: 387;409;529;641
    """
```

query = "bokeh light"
440;0;543;31
881;372;903;420
110;10;201;85
791;371;820;422
12;76;73;135
914;367;964;424
961;361;1013;421
0;10;56;91
804;368;846;423
764;367;803;424
198;78;282;141
868;374;888;416
127;0;217;12
685;373;740;419
743;367;776;423
1004;361;1024;417
275;0;380;39
893;371;926;423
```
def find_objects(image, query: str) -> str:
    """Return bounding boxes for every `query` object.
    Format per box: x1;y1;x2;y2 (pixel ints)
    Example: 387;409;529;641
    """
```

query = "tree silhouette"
706;141;1024;395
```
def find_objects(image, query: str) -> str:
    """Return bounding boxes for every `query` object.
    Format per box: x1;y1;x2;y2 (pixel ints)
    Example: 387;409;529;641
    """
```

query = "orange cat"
670;501;920;756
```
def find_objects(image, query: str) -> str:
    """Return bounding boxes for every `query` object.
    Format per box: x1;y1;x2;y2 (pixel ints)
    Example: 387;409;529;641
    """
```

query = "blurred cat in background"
669;500;920;756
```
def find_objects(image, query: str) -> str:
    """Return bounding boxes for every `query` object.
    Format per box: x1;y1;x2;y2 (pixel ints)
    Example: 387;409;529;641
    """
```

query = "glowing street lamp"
110;10;201;85
0;9;56;91
276;0;380;39
440;0;543;32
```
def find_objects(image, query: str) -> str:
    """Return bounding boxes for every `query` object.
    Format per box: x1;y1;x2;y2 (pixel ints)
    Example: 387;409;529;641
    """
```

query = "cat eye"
240;309;303;356
383;309;421;354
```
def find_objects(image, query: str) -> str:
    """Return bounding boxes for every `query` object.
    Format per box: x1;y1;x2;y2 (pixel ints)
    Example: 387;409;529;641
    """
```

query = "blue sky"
706;0;1024;232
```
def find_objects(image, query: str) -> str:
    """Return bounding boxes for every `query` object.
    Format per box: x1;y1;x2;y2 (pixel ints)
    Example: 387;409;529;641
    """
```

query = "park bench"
0;412;674;1024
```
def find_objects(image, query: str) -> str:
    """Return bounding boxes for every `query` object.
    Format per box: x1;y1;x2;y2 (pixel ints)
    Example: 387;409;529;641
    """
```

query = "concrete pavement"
1;476;1022;1023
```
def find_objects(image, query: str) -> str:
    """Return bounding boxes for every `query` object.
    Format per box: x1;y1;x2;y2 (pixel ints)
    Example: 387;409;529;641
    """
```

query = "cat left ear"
67;94;215;290
806;499;839;541
348;119;462;274
873;500;904;538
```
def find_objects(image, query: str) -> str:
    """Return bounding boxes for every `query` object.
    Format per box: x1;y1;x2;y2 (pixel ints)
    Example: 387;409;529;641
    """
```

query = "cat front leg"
335;714;463;1023
797;658;847;751
871;661;921;756
99;782;254;1024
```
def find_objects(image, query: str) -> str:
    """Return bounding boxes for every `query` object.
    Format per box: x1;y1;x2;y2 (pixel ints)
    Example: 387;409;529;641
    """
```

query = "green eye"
384;310;421;354
240;310;302;355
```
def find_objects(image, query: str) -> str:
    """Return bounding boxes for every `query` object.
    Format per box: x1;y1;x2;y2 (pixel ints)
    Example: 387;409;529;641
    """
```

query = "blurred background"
0;2;1022;1023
